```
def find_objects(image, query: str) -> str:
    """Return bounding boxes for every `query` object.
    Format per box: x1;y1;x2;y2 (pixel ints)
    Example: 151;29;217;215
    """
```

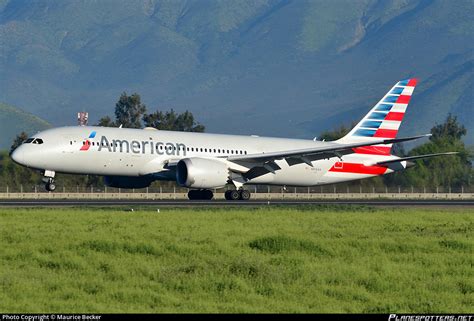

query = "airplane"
10;78;457;200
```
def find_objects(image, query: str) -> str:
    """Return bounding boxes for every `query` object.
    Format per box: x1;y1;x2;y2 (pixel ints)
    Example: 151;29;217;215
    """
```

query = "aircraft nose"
10;147;24;165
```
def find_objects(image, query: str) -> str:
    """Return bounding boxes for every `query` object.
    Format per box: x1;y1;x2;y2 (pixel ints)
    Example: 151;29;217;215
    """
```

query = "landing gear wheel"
228;190;240;200
188;189;214;200
45;182;56;192
239;190;251;200
42;170;56;192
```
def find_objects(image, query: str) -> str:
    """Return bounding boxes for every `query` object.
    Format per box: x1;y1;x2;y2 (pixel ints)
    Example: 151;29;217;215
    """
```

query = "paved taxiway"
0;199;472;207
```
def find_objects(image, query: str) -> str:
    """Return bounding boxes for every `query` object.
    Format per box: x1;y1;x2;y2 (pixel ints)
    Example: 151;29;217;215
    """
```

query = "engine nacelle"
104;175;155;189
176;158;229;189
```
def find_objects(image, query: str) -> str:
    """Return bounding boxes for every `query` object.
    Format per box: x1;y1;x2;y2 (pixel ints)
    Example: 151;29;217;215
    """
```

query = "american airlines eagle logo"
79;131;96;151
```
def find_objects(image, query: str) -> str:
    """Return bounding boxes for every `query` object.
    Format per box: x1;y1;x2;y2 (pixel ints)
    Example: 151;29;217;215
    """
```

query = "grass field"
0;205;472;313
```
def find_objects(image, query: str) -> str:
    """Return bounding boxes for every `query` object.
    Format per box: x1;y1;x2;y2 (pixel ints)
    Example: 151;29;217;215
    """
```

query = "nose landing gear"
45;179;56;192
42;170;56;192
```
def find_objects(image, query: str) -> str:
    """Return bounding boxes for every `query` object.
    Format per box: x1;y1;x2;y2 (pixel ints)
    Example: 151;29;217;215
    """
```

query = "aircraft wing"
227;134;431;165
374;152;459;166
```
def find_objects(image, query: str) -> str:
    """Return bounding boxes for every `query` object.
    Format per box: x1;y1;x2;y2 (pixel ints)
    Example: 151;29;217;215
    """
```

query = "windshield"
24;138;44;144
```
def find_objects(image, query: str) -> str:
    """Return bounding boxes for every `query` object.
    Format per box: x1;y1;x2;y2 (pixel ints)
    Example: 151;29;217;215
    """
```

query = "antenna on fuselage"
119;124;123;128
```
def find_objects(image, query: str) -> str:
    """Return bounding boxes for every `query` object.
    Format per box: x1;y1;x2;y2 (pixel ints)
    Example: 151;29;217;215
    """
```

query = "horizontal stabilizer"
375;152;459;166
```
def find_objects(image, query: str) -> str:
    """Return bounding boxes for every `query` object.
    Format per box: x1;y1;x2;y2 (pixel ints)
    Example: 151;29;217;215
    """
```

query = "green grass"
0;206;472;313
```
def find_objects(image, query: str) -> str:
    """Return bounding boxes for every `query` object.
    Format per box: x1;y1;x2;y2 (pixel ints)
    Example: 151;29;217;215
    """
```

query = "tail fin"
337;78;418;155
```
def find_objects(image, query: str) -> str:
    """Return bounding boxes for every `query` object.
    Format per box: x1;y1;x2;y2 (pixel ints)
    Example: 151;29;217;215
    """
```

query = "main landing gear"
187;189;251;200
188;189;214;200
224;189;251;201
42;170;56;192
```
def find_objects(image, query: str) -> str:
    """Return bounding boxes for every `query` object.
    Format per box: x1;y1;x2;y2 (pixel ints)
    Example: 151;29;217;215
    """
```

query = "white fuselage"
11;126;400;187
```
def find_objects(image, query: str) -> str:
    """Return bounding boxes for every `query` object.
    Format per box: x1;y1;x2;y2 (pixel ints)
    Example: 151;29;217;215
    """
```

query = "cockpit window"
24;138;35;144
32;138;44;144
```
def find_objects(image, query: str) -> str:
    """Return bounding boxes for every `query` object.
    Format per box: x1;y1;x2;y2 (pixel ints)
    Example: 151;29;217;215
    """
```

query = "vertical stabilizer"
337;78;418;155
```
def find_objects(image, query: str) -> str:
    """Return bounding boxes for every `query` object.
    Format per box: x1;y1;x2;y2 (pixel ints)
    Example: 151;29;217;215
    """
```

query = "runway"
0;199;473;207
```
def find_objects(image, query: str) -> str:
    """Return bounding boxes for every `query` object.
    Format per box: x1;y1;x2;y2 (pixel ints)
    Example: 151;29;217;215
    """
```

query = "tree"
114;92;147;128
143;109;205;132
387;115;472;188
96;115;115;127
176;111;205;132
0;151;41;190
318;123;354;141
9;132;28;155
97;92;205;133
430;114;466;142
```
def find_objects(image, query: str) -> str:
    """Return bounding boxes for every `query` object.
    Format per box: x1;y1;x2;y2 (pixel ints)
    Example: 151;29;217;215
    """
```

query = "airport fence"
0;184;473;200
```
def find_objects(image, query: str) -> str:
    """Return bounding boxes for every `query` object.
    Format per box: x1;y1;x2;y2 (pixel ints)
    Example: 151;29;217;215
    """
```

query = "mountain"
0;102;51;150
0;0;472;144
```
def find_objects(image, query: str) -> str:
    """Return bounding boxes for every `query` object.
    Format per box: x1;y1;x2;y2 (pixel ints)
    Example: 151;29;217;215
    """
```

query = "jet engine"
104;175;155;189
176;158;229;189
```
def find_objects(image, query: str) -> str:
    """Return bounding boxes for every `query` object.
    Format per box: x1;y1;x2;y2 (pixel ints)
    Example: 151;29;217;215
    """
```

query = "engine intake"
176;158;229;189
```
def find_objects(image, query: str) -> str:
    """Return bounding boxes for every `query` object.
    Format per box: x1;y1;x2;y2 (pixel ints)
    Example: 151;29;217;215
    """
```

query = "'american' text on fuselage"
97;136;187;156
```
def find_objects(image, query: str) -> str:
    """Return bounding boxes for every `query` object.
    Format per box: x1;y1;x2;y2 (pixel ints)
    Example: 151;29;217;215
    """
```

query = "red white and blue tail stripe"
338;78;418;155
